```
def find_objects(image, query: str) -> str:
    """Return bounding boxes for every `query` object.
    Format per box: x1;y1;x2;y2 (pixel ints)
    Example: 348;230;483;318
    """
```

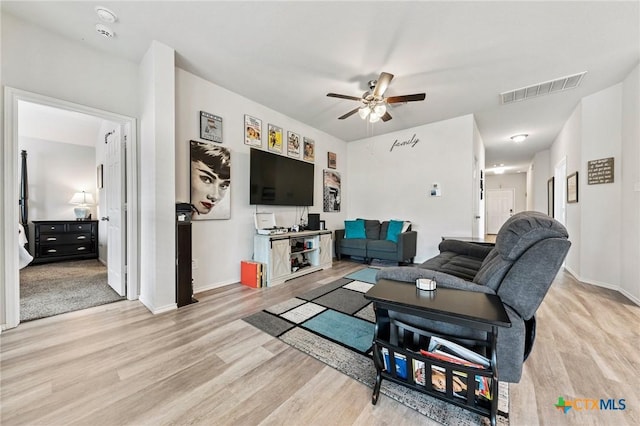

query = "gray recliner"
376;211;571;383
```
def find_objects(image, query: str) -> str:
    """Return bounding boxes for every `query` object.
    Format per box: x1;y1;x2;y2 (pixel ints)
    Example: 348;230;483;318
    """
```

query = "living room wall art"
200;111;222;143
328;152;337;169
268;124;283;153
287;131;300;157
244;115;262;147
567;171;578;203
303;137;315;162
323;170;341;212
190;140;231;220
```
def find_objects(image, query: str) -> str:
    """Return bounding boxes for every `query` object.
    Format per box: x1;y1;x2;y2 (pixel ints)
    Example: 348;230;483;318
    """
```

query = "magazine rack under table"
364;279;511;426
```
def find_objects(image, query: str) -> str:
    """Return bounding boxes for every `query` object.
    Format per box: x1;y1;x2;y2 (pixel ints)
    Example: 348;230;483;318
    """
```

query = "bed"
19;149;33;269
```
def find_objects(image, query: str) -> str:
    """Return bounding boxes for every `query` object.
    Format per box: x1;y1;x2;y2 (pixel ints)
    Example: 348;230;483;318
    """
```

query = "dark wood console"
32;220;98;264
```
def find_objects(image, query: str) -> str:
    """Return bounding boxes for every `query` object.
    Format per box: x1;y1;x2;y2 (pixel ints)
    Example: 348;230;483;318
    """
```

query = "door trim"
2;87;139;329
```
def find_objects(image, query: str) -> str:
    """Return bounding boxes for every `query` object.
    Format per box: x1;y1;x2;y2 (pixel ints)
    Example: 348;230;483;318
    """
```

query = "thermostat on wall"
430;183;441;197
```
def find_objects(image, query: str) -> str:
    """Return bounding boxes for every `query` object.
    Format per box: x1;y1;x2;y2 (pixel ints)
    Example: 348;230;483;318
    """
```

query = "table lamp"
69;191;95;220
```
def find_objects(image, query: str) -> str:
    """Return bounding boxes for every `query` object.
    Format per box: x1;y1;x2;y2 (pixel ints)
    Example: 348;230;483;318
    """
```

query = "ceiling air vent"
500;71;587;104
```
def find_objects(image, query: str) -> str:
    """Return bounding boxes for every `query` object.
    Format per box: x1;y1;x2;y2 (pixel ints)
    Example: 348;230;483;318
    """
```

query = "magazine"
381;348;408;379
427;336;490;368
413;359;426;385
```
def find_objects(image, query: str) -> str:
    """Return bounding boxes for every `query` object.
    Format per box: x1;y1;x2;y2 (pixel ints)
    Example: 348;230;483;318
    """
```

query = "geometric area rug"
243;270;509;426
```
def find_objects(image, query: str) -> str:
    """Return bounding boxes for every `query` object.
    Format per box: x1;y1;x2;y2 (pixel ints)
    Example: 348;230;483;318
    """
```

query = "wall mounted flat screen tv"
250;149;314;206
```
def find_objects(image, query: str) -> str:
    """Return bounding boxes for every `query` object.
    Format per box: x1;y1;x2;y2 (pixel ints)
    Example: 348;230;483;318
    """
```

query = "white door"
104;125;126;296
486;189;515;234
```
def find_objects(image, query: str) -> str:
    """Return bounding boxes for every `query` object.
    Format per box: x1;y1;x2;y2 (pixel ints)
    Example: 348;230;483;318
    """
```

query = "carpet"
243;274;509;425
20;259;125;321
344;267;380;284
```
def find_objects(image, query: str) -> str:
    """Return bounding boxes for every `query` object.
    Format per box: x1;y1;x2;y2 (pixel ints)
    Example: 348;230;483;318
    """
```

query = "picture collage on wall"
191;110;331;219
244;114;315;163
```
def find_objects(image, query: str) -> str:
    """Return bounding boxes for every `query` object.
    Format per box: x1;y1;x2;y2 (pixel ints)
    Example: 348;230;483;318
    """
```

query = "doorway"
486;188;515;234
2;87;139;329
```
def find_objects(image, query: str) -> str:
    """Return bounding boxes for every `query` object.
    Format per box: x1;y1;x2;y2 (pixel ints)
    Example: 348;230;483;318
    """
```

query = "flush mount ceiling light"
95;6;117;23
510;134;528;143
95;24;115;38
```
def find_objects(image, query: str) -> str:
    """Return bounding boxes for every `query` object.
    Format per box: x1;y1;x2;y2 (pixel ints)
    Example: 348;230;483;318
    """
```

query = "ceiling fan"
327;72;426;123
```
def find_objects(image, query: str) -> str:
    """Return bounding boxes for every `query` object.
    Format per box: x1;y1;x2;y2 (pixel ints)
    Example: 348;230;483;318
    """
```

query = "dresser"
32;220;98;264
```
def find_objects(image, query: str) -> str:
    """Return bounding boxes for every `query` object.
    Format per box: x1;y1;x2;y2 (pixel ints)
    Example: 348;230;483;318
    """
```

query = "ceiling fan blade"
327;93;363;101
372;72;394;98
381;111;392;122
338;107;360;120
386;93;426;103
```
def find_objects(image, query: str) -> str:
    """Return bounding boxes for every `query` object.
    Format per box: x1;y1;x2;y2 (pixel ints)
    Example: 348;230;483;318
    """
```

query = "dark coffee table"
365;279;511;426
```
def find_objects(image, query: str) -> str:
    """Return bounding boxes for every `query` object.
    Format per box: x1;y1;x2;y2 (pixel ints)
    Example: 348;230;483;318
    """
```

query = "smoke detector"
95;24;115;38
95;6;117;23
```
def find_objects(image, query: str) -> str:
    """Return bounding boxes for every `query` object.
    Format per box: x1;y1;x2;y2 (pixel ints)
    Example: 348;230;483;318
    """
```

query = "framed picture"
547;177;554;218
323;170;341;212
244;115;262;147
190;140;231;220
567;172;578;203
287;131;300;157
97;164;103;189
267;124;283;153
200;111;222;143
303;137;315;162
328;152;337;169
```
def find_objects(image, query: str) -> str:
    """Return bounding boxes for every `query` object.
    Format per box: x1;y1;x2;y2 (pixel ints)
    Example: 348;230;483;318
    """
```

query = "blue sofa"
335;219;417;265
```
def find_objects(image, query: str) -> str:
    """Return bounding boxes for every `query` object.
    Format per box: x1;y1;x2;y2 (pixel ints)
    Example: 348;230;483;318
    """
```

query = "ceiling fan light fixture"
358;106;371;119
369;112;381;123
373;103;386;116
510;134;528;143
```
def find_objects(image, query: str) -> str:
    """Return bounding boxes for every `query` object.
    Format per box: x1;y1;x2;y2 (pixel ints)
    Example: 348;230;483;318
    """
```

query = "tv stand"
253;230;332;286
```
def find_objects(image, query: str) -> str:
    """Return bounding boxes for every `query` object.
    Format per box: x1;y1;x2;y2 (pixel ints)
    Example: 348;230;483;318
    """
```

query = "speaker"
307;213;320;231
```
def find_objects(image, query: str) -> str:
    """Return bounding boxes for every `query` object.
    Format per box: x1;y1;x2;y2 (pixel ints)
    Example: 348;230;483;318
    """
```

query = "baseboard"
619;287;640;306
564;266;640;306
194;278;239;294
139;294;177;314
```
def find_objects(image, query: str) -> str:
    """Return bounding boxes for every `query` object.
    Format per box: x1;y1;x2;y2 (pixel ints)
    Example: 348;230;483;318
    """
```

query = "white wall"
347;115;476;262
486;173;527;214
620;64;640;303
580;84;623;287
18;137;97;225
1;13;139;118
138;41;176;313
548;80;639;302
551;106;582;272
529;149;550;213
175;69;348;292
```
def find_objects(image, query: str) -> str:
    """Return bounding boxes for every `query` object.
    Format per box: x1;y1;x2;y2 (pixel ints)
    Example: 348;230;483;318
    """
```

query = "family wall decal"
390;133;420;152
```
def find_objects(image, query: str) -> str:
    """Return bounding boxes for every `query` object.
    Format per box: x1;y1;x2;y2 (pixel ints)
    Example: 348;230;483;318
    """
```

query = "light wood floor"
1;261;638;426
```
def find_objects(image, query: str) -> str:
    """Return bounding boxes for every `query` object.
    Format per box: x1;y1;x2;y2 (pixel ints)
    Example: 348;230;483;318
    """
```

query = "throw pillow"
344;219;366;239
401;221;411;233
386;219;405;243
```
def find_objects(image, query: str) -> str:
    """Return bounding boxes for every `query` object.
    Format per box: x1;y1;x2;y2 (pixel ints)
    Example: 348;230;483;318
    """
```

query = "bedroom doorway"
2;87;139;329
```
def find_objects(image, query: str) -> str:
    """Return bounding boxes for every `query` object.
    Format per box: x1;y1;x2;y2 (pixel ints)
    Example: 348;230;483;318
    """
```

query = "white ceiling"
4;1;639;173
18;101;104;147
